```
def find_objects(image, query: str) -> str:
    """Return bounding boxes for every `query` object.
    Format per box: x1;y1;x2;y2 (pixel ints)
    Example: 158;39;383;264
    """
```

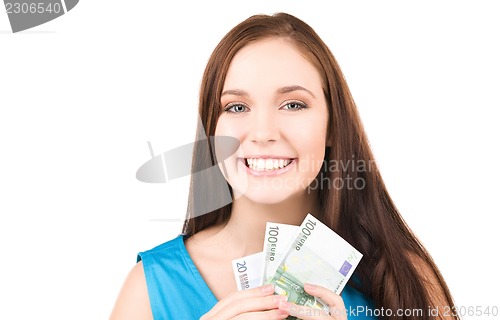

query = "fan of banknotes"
232;213;362;319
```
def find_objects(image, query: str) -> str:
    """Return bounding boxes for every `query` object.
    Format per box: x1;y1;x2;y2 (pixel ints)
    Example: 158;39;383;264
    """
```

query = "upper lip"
239;155;295;159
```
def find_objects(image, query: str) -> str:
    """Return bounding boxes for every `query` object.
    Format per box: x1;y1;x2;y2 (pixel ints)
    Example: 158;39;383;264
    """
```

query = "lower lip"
240;159;296;177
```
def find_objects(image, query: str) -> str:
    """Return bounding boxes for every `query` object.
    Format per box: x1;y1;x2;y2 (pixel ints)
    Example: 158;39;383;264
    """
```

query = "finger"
216;294;288;319
303;283;345;309
303;283;347;320
234;309;290;320
278;300;331;320
201;285;275;319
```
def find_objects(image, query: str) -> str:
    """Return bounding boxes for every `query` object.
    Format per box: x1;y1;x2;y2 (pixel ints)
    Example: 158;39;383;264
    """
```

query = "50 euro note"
232;251;264;290
267;213;363;317
263;222;299;284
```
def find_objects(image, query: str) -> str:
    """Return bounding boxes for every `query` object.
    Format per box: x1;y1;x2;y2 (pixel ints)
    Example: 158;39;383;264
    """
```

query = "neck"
220;190;317;257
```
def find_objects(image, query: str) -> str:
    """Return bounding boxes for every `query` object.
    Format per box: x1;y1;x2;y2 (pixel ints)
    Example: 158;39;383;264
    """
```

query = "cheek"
215;117;245;139
288;116;328;174
301;141;326;175
289;115;327;149
214;117;246;174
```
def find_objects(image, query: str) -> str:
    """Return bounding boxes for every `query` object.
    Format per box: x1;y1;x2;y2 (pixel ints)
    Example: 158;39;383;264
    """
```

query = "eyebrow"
221;89;249;97
221;85;316;99
278;85;316;98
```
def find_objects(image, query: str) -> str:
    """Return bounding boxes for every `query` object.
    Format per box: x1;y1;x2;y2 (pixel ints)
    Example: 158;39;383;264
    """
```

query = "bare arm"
109;261;153;320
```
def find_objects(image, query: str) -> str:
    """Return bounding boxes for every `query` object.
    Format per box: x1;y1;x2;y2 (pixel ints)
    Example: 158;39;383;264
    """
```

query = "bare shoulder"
109;261;152;320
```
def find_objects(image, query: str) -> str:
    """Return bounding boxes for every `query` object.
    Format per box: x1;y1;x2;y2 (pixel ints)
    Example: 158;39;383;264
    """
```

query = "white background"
1;1;499;319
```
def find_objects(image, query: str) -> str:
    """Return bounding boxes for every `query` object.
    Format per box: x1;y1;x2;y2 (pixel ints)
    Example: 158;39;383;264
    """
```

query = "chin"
237;188;303;206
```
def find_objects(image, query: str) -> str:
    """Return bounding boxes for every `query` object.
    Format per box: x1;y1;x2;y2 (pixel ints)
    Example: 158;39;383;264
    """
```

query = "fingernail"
261;284;274;294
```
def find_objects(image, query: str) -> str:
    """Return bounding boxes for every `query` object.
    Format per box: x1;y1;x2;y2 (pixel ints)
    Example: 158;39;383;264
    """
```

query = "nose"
248;109;280;144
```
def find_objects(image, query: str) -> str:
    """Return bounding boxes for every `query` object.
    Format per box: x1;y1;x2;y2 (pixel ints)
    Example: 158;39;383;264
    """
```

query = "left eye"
281;102;307;111
224;104;248;113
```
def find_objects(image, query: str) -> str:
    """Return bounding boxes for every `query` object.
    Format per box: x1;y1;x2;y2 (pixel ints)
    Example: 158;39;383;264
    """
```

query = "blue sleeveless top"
138;235;378;319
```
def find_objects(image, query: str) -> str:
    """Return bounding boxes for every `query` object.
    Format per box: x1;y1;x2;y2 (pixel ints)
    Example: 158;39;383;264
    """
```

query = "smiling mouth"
244;158;293;171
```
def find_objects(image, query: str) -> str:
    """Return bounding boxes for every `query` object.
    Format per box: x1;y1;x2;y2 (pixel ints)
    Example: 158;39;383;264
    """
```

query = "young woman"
111;13;459;320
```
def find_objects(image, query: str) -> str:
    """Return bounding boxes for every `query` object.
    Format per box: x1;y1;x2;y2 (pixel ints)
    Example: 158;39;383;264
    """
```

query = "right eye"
224;103;249;113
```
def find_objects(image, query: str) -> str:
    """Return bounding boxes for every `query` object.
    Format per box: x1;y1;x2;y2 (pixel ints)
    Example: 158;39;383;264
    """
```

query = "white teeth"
265;159;273;169
257;158;265;170
245;158;292;171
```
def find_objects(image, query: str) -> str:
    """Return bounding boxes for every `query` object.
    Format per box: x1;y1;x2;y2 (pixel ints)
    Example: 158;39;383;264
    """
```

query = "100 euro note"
263;222;299;284
267;213;362;317
232;251;264;290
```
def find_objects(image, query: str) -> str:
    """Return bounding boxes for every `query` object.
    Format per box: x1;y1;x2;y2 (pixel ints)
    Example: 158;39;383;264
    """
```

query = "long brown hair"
183;13;458;320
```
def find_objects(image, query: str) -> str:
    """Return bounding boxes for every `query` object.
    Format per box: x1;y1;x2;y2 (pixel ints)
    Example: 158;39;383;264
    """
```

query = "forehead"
223;38;323;93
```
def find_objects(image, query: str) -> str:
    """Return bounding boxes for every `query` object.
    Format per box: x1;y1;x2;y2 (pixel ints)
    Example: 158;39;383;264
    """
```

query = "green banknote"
263;222;299;284
267;213;362;319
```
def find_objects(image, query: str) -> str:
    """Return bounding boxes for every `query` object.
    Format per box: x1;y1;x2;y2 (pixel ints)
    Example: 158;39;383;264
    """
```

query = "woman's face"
215;37;329;204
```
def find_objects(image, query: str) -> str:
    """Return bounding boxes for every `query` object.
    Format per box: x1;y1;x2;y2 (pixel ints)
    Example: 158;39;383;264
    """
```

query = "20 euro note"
267;213;362;317
232;251;264;290
263;222;299;284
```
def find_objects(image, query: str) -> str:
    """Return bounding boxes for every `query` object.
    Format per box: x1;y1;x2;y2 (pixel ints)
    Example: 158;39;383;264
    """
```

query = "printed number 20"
237;261;247;273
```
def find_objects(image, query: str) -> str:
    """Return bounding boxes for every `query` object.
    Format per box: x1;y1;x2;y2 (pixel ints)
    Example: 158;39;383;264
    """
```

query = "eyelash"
223;100;309;113
224;102;249;113
281;100;308;111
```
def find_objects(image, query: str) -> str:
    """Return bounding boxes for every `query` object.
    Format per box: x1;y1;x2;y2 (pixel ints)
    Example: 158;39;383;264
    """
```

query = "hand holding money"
199;284;289;320
277;283;348;320
232;213;362;319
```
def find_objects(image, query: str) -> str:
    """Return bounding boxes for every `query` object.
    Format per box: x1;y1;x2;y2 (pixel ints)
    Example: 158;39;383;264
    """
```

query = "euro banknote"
267;213;362;316
263;222;299;284
231;251;264;290
231;213;362;318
